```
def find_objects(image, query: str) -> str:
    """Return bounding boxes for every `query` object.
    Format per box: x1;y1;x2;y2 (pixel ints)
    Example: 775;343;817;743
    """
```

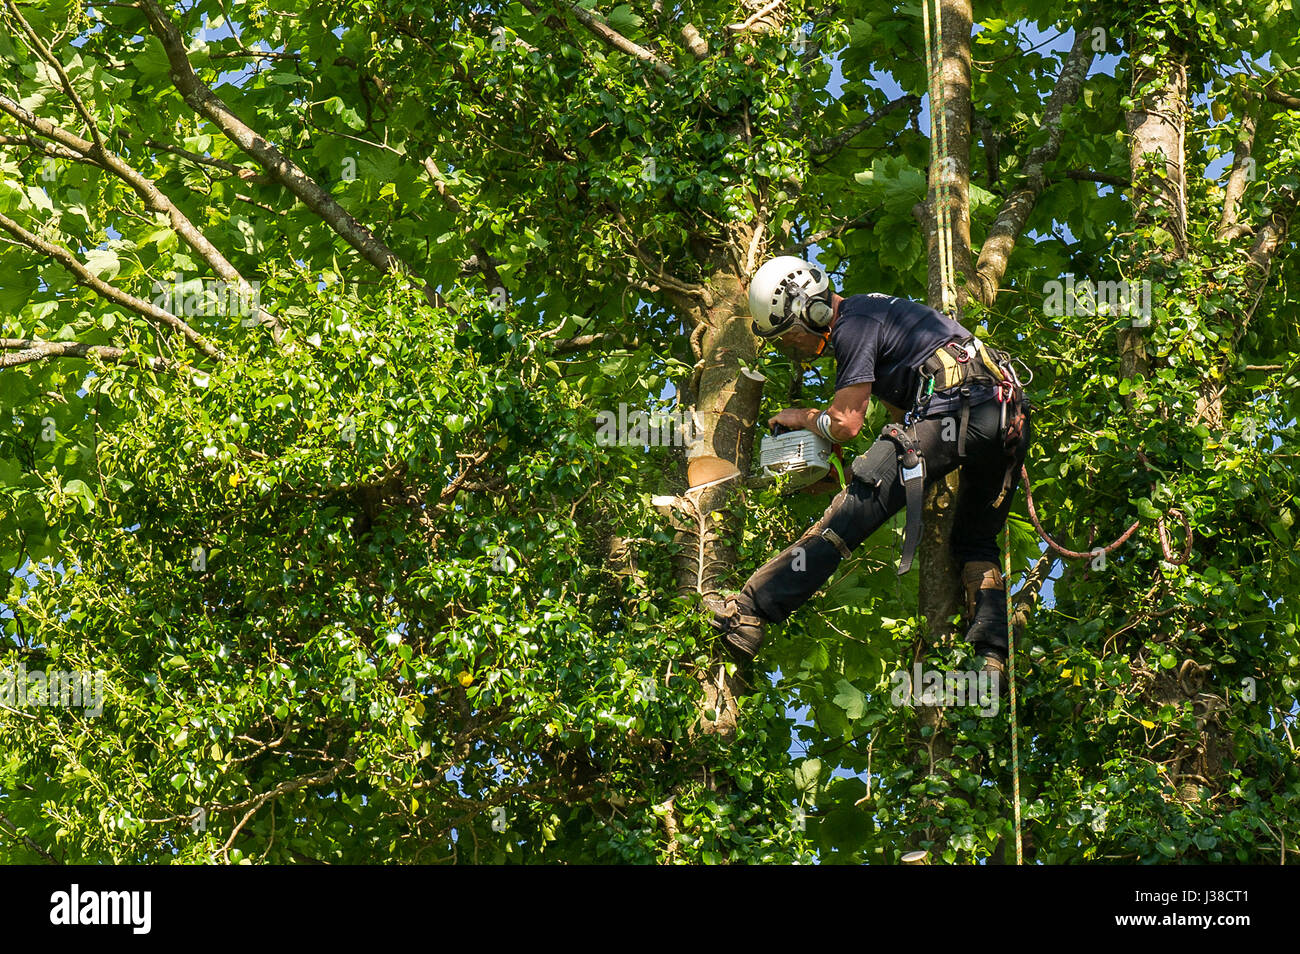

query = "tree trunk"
1120;29;1187;390
909;0;974;858
1122;26;1234;804
658;253;764;744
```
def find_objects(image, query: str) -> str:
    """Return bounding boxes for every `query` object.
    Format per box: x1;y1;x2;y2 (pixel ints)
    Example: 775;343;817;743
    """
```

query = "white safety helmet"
748;256;835;338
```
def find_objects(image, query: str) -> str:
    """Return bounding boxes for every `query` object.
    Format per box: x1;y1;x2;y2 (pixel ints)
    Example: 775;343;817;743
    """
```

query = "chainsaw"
757;423;837;491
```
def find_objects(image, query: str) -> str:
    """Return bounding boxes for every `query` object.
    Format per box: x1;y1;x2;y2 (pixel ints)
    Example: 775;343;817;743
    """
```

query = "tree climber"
709;256;1032;692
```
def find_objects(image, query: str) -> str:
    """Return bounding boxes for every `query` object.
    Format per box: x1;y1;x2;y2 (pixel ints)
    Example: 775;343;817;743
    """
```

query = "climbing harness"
911;336;1031;468
882;336;1030;580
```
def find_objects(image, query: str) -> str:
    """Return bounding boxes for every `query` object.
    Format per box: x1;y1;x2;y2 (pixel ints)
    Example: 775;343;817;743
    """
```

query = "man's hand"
768;408;818;432
767;382;874;442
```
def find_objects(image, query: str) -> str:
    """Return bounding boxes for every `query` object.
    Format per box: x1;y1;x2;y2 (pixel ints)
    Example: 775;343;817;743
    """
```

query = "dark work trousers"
741;396;1032;657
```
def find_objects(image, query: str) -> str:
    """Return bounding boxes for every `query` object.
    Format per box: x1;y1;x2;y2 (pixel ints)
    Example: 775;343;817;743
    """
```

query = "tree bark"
917;0;974;650
908;0;974;859
1122;25;1240;804
973;25;1096;305
652;250;765;744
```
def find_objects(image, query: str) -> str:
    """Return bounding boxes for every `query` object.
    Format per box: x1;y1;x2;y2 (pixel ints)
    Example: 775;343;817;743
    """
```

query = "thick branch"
1216;106;1258;241
138;0;442;308
565;3;674;78
1252;86;1300;111
0;209;223;360
1245;186;1298;275
973;24;1096;305
0;337;176;371
551;331;639;354
1118;33;1188;389
679;23;708;59
1230;73;1300;111
726;1;785;35
1221;185;1299;366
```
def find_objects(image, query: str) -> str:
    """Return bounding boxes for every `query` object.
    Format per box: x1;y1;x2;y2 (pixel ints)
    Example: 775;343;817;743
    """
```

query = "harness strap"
957;385;972;457
821;527;853;560
989;351;1031;508
879;422;926;575
895;338;1031;565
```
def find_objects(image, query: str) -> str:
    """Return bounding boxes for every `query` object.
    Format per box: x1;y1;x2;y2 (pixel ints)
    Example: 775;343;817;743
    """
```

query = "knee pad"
850;439;897;488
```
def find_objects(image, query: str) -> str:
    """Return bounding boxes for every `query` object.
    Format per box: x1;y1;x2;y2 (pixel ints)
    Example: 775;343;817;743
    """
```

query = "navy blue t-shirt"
829;293;992;416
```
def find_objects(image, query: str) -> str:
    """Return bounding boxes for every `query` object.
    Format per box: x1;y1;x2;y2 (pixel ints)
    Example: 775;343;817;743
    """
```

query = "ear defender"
787;270;833;330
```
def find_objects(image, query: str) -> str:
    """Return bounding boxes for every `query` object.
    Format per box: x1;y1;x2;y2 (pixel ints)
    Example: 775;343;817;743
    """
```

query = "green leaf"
607;4;643;35
793;758;822;795
82;247;120;280
13;491;46;532
832;679;867;721
62;478;96;514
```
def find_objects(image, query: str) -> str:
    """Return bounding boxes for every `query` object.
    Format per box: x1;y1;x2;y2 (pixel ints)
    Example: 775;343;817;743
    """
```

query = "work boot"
962;561;1009;698
705;593;765;665
979;652;1009;700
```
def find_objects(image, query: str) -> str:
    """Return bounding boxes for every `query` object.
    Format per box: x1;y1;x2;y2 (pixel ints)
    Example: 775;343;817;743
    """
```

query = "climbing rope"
923;0;1020;863
1019;455;1194;565
1003;529;1022;865
924;0;1020;864
920;0;1192;866
1000;453;1193;865
922;0;958;318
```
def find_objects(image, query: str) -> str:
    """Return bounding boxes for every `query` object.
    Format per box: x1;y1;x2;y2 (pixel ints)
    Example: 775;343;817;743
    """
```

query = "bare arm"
768;382;874;441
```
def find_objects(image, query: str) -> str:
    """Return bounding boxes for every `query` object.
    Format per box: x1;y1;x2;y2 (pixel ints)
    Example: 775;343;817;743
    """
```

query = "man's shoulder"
845;293;948;329
843;292;896;308
838;292;894;323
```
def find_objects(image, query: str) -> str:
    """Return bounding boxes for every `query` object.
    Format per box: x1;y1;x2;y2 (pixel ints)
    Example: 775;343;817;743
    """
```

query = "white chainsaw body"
758;429;832;489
